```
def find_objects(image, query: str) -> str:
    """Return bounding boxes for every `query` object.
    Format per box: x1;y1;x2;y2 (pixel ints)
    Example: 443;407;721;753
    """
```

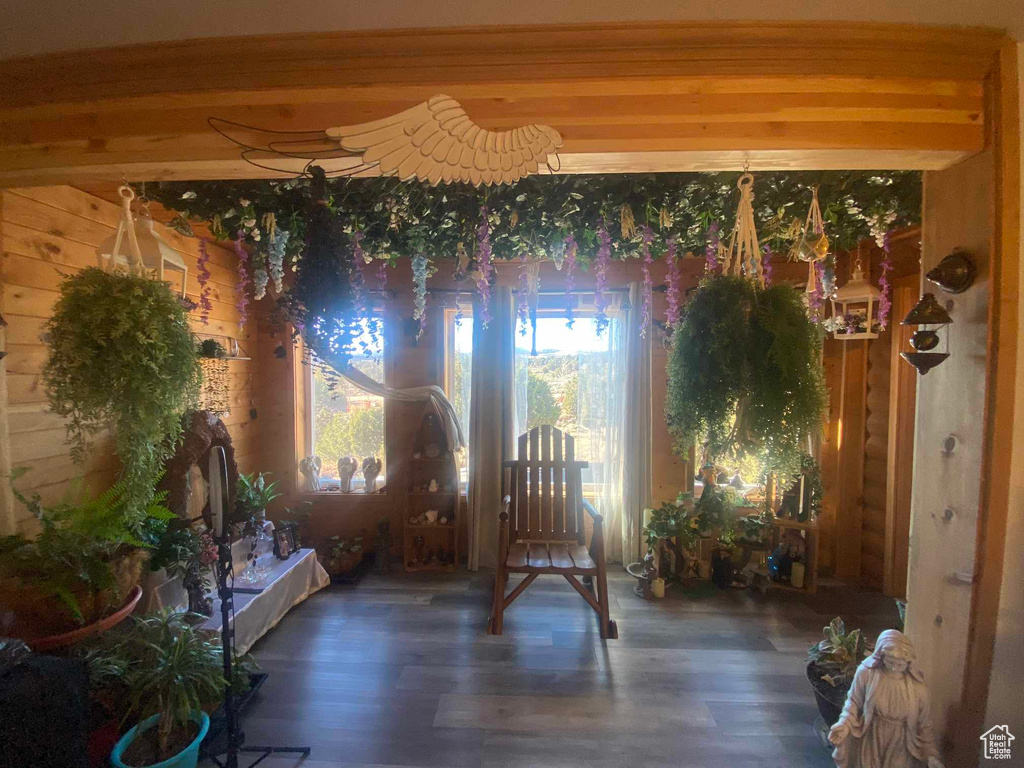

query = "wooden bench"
487;426;618;639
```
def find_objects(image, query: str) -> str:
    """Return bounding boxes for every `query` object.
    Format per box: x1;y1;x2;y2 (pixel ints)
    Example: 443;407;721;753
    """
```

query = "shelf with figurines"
404;412;460;572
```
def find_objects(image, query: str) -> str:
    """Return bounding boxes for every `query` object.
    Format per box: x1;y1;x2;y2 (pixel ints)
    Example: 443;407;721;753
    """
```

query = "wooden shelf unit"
403;415;460;573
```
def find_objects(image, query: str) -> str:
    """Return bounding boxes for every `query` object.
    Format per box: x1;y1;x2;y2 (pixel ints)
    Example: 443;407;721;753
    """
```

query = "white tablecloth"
201;548;329;654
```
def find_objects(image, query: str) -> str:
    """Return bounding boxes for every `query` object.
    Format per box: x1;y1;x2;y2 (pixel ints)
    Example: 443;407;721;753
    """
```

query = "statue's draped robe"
833;663;939;768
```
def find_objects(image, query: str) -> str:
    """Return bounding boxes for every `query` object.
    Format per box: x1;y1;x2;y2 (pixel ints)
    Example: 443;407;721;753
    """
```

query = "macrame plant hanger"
794;185;829;297
722;172;765;288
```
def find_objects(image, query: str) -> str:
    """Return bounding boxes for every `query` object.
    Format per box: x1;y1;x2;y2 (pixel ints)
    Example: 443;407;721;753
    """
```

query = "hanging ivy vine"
149;171;919;269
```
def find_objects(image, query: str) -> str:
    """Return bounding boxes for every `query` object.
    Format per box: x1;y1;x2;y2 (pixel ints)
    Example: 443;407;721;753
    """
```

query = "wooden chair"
487;426;618;639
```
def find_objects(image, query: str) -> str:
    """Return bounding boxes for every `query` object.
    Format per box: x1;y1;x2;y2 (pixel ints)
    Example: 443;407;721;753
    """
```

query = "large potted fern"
0;477;173;646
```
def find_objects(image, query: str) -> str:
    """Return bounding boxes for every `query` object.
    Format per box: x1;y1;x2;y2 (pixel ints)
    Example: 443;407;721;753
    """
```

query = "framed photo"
274;527;294;560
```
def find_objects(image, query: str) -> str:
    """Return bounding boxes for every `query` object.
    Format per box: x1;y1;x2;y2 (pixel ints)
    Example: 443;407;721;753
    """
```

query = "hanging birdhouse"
97;186;189;298
899;293;952;375
829;256;881;340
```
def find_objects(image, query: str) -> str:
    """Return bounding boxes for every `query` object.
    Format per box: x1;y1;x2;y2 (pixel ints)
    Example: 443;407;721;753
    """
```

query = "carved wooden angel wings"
210;95;563;187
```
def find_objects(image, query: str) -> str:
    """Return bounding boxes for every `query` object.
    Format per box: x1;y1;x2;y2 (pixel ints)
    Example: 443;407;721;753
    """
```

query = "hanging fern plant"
665;275;827;476
42;267;201;525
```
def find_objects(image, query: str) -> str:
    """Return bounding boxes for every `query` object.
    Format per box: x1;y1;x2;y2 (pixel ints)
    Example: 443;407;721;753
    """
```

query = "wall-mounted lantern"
900;293;952;375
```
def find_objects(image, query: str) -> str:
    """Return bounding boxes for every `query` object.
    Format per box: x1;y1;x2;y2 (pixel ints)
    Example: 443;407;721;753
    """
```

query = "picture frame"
273;527;295;560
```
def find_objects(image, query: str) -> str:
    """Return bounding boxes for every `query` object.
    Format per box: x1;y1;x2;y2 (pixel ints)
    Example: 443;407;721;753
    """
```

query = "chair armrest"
500;495;511;522
583;500;602;524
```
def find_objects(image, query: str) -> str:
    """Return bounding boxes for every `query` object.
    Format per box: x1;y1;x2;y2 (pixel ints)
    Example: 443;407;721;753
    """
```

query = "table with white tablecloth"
200;548;329;654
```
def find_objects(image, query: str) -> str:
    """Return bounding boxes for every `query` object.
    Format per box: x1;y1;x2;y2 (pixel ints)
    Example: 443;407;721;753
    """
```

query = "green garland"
146;170;919;267
665;275;827;476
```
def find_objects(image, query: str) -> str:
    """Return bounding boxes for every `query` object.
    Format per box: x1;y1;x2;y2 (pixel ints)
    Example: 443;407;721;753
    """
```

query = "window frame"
303;314;387;494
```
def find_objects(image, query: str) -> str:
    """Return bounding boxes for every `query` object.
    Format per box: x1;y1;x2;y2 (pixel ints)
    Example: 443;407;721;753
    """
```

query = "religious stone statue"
829;630;944;768
299;456;321;492
337;457;358;493
362;457;382;493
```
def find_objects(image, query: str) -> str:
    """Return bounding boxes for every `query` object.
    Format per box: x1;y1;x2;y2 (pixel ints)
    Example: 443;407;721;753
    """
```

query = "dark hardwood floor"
208;569;899;768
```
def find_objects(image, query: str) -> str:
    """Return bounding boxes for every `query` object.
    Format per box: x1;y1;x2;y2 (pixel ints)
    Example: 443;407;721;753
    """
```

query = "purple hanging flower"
704;222;721;273
516;251;530;336
564;235;577;329
476;206;493;328
196;237;213;326
640;225;654;337
877;230;894;330
762;244;774;287
594;219;612;335
233;232;250;329
665;238;681;327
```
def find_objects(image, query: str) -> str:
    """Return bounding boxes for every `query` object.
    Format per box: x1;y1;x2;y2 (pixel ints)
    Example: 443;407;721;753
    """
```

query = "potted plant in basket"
806;617;872;726
0;476;173;645
86;610;253;768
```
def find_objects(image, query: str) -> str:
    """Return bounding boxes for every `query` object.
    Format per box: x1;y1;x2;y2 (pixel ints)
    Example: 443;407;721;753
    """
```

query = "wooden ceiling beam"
0;21;1005;185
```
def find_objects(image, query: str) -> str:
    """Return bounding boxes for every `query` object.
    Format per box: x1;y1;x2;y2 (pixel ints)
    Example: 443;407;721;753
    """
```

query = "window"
442;295;626;505
308;318;385;491
514;304;625;503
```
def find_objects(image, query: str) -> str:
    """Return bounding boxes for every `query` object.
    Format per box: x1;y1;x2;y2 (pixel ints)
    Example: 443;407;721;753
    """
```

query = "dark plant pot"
806;662;847;727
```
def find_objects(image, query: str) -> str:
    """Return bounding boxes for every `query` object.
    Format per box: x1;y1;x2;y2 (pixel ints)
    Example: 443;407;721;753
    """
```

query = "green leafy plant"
234;472;281;524
807;617;871;690
196;338;227;358
1;476;174;626
85;610;255;763
665;275;828;476
42;267;201;526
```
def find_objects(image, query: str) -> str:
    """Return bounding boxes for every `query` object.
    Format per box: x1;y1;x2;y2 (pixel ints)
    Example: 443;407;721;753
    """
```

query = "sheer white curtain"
619;283;652;565
467;287;516;571
512;293;641;563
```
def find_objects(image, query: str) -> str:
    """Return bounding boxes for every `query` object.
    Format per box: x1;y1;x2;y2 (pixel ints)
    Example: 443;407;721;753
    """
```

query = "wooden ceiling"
0;22;1007;186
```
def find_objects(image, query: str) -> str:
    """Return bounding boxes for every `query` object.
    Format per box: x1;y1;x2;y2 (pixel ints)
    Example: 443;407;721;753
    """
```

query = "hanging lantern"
899;293;952;375
198;357;231;414
97;186;189;298
829;249;881;340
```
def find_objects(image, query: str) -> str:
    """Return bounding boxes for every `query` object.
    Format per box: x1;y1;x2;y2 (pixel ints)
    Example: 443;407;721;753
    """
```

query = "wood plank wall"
861;322;892;589
0;186;260;535
820;228;921;588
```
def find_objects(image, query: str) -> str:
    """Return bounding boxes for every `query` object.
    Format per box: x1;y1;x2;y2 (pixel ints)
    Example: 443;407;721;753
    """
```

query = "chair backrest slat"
510;426;584;542
553;432;564;536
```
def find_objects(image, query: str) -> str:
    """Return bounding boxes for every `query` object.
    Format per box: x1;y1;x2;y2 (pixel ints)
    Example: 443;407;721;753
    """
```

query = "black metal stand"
208;537;310;768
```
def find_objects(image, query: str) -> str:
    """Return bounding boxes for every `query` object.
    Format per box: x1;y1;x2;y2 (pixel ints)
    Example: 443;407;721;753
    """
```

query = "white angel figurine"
829;630;943;768
299;456;321;493
337;457;358;493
